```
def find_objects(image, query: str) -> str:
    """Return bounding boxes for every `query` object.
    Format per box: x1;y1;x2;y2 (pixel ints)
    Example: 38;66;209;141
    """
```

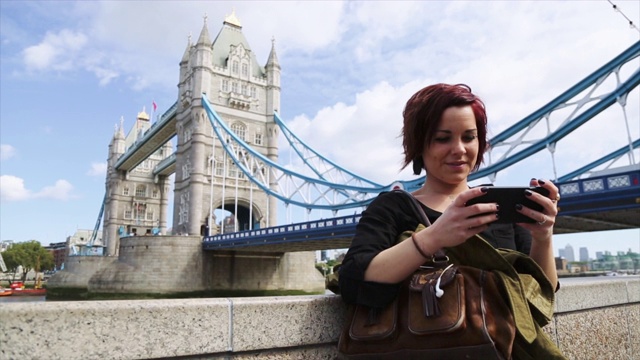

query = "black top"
338;191;532;308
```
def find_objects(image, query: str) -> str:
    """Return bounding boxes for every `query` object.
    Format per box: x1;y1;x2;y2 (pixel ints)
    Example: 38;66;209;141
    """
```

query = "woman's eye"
434;137;449;143
463;135;477;142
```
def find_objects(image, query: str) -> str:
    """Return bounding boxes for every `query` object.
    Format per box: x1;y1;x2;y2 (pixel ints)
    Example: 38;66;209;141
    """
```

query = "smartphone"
465;186;550;223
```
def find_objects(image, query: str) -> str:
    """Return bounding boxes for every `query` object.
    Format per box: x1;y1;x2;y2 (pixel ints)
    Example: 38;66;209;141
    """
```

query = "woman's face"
421;105;479;187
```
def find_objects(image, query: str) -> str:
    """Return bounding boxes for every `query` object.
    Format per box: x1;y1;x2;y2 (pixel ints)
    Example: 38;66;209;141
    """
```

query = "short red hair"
401;83;488;173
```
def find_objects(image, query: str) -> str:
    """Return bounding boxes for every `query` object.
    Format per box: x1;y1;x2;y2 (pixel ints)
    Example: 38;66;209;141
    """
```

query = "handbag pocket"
408;268;465;335
349;297;398;341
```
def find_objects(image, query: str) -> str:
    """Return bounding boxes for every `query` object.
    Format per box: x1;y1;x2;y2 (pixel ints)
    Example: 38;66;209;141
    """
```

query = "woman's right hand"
421;187;499;249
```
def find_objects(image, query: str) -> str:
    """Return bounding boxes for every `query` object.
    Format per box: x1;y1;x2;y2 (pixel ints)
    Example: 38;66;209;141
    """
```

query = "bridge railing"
203;214;361;250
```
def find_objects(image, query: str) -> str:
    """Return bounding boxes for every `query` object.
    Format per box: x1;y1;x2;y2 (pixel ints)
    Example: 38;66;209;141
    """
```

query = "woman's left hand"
515;178;561;240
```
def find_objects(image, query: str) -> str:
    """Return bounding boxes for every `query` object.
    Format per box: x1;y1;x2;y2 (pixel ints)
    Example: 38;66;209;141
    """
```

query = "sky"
1;1;639;260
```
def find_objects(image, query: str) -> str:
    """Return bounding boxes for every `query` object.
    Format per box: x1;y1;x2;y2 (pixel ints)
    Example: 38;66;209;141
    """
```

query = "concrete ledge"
1;278;638;360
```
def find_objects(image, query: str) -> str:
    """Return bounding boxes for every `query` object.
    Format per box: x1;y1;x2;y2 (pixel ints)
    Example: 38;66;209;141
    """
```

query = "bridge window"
231;82;238;94
135;185;146;197
241;84;247;96
123;187;130;196
231;123;246;141
254;133;263;145
232;60;239;74
241;63;248;77
146;211;154;221
221;80;229;92
124;209;132;219
152;190;158;198
251;87;256;99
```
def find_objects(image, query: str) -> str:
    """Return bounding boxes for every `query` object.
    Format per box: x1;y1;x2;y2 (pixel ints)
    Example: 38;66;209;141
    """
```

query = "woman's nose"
451;139;466;154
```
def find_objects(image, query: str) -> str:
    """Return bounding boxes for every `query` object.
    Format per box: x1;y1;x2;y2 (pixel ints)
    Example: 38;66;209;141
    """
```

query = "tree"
2;240;54;281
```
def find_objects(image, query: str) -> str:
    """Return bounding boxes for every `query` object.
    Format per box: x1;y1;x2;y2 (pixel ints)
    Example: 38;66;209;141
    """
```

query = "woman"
339;83;559;309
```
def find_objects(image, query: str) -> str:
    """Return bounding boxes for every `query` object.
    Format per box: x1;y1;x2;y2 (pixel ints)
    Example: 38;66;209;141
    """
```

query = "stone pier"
48;235;325;295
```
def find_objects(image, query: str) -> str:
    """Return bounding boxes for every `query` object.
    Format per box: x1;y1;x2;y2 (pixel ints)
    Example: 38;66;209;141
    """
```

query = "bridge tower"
103;112;173;255
173;12;279;236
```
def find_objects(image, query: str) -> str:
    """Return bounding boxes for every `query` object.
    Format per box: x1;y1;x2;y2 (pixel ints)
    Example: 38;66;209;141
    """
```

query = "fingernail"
531;178;537;181
525;190;533;196
515;204;523;210
481;187;488;193
538;179;546;185
496;204;501;211
496;213;500;219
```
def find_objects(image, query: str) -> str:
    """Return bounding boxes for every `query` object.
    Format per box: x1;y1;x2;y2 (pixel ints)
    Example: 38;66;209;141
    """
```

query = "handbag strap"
393;189;448;264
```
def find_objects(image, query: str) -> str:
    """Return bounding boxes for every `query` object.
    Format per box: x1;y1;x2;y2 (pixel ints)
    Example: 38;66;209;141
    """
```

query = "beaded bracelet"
411;232;431;259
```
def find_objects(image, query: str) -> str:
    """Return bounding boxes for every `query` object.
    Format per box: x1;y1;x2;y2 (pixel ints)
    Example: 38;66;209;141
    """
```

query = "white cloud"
22;29;88;71
0;144;16;161
35;179;75;201
0;175;32;201
0;176;75;202
87;162;107;177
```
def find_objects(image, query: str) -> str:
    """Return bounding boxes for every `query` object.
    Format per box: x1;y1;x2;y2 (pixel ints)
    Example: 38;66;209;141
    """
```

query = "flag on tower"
152;100;158;112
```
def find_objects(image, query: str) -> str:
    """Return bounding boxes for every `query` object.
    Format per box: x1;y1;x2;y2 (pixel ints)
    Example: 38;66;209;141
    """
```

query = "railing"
203;214;360;250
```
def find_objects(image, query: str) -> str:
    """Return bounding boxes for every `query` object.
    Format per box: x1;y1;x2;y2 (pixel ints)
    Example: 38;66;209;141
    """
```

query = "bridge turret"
191;16;213;101
265;38;281;116
178;35;193;109
104;117;126;256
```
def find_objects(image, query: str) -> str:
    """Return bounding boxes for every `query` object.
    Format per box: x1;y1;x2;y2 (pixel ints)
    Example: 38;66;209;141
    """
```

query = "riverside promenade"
1;276;639;359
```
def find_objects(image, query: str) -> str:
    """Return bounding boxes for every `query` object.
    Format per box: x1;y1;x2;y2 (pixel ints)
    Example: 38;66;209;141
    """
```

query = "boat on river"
0;287;12;296
8;281;47;296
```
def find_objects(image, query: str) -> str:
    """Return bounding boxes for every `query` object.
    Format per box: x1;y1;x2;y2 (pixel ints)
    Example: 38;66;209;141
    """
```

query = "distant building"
596;251;604;260
555;257;568;271
579;247;589;262
558;248;566;259
45;242;66;271
0;240;13;252
66;229;104;256
564;244;575;262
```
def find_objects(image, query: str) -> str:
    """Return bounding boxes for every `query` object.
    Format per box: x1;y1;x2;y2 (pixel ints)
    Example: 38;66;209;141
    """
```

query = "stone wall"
47;255;116;288
2;277;638;360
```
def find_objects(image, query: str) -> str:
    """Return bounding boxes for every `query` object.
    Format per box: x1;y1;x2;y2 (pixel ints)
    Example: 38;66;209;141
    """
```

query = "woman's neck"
412;181;469;212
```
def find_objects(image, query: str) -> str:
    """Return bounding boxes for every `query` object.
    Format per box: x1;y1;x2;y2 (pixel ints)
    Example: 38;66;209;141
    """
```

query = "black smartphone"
465;186;550;223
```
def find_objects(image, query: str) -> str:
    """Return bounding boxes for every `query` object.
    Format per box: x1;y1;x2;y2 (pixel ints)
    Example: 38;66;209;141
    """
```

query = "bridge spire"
197;15;212;45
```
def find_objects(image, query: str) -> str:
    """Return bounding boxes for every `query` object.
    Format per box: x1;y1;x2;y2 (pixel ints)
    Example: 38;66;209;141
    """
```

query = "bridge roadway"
203;168;640;252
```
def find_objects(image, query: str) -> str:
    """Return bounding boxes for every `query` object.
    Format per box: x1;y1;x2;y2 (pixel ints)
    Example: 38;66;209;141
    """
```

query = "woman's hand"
514;178;560;289
425;187;500;249
515;178;560;240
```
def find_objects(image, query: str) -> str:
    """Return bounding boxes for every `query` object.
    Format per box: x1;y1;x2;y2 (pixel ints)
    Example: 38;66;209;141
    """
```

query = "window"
231;123;246;141
124;209;132;219
241;63;248;77
123;187;130;196
135;185;146;197
146;211;154;221
215;161;224;177
254;133;263;145
222;80;229;92
152;190;158;198
231;82;237;93
232;61;238;74
251;87;257;99
241;84;247;96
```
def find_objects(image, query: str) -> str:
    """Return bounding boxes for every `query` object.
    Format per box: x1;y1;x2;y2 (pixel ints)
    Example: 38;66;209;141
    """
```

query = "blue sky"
1;1;639;259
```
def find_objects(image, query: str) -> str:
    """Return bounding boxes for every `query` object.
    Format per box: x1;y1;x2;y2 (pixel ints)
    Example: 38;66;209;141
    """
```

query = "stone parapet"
2;277;638;360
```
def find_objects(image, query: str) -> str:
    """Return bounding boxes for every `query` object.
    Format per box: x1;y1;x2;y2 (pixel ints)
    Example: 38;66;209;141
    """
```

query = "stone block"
230;295;346;352
555;307;633;360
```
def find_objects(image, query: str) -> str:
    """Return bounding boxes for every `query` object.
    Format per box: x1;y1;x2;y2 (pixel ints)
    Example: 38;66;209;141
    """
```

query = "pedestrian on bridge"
338;83;564;359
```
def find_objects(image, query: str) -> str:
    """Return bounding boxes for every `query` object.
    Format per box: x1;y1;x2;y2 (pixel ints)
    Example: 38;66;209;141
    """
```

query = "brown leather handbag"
338;191;517;359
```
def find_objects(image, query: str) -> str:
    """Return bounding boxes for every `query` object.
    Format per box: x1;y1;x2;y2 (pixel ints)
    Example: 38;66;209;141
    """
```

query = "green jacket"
444;233;566;360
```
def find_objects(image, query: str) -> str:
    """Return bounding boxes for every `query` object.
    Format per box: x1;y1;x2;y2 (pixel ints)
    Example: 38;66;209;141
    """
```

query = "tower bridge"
49;13;640;295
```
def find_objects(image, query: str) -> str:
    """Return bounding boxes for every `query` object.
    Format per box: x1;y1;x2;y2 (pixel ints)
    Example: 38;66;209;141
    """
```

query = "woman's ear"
412;156;423;175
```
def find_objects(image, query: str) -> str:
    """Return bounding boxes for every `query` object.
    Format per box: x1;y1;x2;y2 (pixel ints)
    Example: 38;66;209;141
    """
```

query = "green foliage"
2;240;54;280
